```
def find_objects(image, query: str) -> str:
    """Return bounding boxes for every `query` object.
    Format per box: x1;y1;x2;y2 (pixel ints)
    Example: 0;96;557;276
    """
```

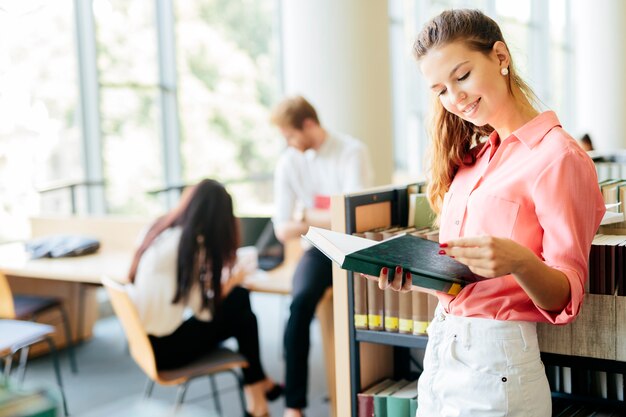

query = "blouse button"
454;220;460;225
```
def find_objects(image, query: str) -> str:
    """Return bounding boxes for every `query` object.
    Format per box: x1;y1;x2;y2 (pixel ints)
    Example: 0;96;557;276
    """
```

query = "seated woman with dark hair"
127;179;281;417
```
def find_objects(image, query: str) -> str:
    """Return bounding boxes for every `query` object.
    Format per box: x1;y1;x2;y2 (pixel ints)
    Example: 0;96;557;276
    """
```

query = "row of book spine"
357;378;418;417
547;365;625;401
551;396;623;417
352;226;440;334
589;235;626;295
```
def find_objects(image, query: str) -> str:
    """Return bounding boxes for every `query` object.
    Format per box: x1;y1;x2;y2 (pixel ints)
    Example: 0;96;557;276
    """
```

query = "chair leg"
209;374;222;415
227;369;247;417
58;305;78;374
46;337;69;417
143;378;155;398
16;345;30;386
3;354;13;379
175;381;189;406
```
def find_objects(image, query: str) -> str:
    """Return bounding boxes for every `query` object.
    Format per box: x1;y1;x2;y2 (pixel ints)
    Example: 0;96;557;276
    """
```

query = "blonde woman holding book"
366;9;605;416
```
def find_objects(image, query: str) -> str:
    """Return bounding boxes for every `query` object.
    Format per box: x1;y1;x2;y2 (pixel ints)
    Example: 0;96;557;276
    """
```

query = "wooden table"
0;238;336;415
0;242;134;349
0;239;300;346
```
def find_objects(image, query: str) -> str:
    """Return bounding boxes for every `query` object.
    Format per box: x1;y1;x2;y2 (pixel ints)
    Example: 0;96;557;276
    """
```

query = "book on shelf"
367;279;384;330
302;226;480;295
357;379;396;417
373;379;410;417
354;273;368;329
398;291;413;334
408;193;435;229
386;379;418;417
411;291;429;335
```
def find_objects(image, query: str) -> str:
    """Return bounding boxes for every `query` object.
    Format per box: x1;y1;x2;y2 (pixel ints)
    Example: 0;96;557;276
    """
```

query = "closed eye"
458;71;470;81
438;88;447;96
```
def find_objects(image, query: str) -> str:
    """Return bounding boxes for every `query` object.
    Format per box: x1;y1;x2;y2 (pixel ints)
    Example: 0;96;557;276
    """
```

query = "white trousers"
416;306;551;417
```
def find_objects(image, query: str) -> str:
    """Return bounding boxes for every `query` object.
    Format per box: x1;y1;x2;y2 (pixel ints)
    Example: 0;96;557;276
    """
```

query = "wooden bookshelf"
331;184;416;417
331;184;626;417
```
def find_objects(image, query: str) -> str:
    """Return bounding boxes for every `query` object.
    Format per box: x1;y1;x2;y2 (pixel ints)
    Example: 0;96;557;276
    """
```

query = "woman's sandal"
265;383;284;402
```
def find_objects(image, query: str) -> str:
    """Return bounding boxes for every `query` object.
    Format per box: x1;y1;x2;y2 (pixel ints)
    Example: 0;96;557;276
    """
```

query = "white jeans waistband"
431;305;538;350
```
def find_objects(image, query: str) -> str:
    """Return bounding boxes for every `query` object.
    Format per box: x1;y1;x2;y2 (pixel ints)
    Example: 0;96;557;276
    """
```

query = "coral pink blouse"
437;111;605;324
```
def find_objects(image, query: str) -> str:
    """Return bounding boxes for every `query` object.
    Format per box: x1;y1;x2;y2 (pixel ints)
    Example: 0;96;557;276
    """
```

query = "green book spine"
410;398;418;416
386;396;411;416
373;397;388;417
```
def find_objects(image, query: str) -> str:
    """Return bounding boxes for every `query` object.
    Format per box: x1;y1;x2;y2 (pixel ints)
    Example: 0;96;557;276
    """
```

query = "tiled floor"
19;291;331;417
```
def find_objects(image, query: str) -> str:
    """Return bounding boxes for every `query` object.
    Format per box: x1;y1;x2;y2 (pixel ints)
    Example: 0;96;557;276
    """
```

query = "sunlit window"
89;0;282;216
175;0;281;216
0;1;81;241
94;0;164;216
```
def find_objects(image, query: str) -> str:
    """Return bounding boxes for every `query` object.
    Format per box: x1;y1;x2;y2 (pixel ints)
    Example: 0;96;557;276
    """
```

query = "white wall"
279;0;393;185
573;0;626;151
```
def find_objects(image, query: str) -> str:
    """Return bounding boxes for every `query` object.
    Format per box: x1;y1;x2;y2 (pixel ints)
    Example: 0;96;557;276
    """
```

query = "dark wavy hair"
128;179;239;313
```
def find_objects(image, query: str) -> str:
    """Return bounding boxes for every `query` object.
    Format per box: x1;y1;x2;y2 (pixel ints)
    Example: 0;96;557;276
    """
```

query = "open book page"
301;227;380;265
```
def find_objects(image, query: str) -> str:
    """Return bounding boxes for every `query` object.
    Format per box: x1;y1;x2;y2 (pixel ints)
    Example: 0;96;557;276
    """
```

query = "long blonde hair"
413;9;538;219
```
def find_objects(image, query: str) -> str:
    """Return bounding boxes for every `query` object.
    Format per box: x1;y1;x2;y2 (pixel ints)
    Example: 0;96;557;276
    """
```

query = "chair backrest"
0;272;16;319
102;277;158;380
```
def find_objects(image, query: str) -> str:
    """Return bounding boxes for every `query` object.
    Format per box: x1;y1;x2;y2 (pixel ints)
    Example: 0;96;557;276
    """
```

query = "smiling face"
419;40;511;128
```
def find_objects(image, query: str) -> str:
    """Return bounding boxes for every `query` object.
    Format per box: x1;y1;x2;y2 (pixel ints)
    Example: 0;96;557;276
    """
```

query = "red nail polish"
396;266;402;274
438;250;446;255
439;243;448;248
382;267;388;275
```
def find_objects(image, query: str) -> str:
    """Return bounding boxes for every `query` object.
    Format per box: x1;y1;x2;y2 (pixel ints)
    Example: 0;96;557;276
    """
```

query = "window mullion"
74;0;106;214
155;0;183;209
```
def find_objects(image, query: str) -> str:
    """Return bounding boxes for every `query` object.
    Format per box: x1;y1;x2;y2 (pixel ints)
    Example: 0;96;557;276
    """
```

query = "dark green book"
302;227;479;295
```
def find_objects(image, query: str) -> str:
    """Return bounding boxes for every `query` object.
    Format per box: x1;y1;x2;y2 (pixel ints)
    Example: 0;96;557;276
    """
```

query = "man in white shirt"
270;96;373;417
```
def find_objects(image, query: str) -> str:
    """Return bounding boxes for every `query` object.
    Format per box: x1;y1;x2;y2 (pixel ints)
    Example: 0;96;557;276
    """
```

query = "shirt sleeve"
341;144;374;193
272;156;297;228
532;149;605;324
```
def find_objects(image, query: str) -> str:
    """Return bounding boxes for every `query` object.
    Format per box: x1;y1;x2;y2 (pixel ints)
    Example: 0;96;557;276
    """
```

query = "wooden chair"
0;319;69;416
102;277;249;415
0;271;77;373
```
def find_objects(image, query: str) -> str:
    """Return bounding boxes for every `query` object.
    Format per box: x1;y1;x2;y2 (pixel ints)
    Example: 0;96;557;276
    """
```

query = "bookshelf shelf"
355;330;428;349
541;352;626;374
551;392;626;409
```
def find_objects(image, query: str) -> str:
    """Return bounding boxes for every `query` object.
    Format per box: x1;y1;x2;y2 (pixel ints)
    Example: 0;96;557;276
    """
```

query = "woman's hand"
360;266;413;293
439;235;572;312
438;236;534;278
222;266;247;298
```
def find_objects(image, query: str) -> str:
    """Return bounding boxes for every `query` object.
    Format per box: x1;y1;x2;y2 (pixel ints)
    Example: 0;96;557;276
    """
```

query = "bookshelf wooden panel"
331;184;415;417
331;184;626;417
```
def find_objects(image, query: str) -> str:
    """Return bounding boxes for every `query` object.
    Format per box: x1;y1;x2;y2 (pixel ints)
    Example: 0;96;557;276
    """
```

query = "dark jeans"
149;286;265;385
284;247;333;409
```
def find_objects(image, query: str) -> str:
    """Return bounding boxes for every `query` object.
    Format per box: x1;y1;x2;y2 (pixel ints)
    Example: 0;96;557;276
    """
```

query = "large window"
94;0;163;216
389;0;574;180
0;1;81;241
0;0;282;241
90;0;281;216
175;0;282;216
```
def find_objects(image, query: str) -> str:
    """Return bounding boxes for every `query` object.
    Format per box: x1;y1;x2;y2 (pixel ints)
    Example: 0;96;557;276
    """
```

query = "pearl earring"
501;67;509;76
